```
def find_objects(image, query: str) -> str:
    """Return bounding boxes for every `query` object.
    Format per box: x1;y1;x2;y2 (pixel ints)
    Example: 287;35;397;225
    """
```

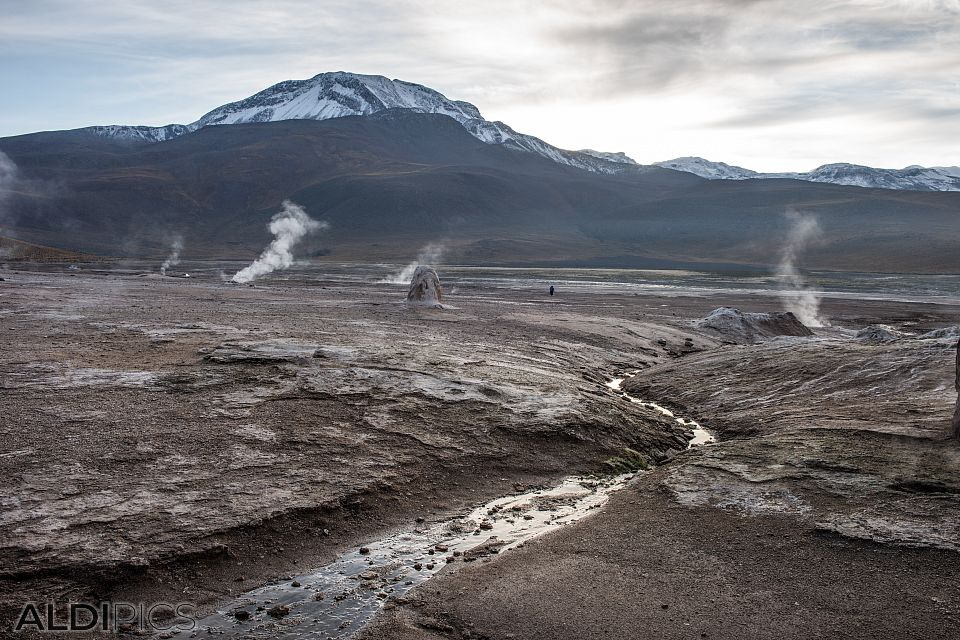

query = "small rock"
233;610;251;621
359;547;371;555
267;604;290;618
661;604;669;610
413;562;423;571
291;580;301;587
359;571;378;580
415;517;425;523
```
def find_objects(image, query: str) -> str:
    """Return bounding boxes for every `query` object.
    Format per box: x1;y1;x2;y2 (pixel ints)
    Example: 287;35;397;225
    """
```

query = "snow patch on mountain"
578;149;639;165
85;124;193;144
654;157;757;180
656;157;960;192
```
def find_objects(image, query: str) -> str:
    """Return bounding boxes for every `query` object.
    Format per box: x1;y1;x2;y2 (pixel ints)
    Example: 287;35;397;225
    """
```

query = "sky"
1;0;959;172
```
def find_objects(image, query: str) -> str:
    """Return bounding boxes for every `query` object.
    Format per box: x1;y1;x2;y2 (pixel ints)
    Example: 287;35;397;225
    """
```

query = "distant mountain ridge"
82;71;638;175
40;71;960;191
655;156;960;192
2;111;958;273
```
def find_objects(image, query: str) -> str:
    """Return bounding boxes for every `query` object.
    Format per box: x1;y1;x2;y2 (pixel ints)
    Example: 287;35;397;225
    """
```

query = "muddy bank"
2;265;959;638
190;474;633;638
360;306;960;639
362;476;960;640
0;267;701;630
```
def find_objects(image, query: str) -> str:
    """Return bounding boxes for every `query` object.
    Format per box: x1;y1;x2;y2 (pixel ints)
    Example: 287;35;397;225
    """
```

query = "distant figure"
953;339;960;439
549;285;555;296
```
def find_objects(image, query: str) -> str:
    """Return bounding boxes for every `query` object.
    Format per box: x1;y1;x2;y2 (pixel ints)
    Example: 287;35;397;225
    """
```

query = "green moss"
602;447;649;474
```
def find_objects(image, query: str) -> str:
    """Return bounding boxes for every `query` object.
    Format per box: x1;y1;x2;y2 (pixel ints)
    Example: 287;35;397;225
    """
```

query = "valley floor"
0;264;957;638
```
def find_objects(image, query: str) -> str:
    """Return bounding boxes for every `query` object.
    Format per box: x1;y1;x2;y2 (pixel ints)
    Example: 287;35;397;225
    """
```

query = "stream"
185;475;633;639
183;373;713;639
605;372;716;447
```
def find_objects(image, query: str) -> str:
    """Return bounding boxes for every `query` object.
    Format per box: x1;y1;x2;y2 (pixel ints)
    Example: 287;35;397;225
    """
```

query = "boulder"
697;307;814;344
406;266;443;306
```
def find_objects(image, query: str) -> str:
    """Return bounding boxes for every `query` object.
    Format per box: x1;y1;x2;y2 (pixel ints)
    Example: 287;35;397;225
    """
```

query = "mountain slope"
65;71;959;191
656;157;960;191
2;111;959;273
79;72;638;175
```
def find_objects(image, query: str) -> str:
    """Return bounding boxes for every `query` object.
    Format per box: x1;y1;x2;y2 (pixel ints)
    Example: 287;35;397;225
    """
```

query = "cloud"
1;1;959;171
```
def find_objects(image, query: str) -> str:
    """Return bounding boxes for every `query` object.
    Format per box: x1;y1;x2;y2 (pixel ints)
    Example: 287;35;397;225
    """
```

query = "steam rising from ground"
159;237;183;276
232;201;327;284
778;209;829;327
381;243;446;284
0;151;19;228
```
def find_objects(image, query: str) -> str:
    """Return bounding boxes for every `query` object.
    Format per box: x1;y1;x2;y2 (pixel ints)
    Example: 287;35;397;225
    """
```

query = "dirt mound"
406;266;443;305
856;324;905;344
697;307;814;344
919;325;959;341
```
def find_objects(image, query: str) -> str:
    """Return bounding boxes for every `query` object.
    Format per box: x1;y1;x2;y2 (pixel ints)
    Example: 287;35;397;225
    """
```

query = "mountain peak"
82;71;637;176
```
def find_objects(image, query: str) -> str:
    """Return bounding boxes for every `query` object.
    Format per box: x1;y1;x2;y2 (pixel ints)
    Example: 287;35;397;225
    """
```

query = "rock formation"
697;307;814;344
406;266;443;306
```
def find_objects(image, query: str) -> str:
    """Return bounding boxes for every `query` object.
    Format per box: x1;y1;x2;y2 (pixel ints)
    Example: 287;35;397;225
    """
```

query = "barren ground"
0;264;958;639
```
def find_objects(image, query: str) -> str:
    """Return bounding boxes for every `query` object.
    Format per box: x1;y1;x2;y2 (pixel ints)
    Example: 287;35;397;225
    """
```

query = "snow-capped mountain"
654;157;757;180
82;72;638;175
655;157;960;191
76;72;958;190
787;163;960;191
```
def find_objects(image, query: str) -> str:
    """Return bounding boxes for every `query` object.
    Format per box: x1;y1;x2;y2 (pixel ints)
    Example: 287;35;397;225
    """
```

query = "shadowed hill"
0;236;104;262
1;111;958;272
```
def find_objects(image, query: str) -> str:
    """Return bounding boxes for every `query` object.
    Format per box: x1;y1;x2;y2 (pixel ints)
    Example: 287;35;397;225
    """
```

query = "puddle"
187;475;632;639
605;374;716;448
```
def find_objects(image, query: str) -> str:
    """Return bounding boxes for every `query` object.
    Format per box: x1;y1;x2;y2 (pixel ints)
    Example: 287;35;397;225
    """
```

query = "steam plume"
0;151;19;229
777;209;828;327
381;242;446;284
159;236;183;276
232;201;326;284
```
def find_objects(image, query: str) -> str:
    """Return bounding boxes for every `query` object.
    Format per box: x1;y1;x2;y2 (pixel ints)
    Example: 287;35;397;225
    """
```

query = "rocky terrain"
0;264;958;638
360;289;960;639
0;264;703;633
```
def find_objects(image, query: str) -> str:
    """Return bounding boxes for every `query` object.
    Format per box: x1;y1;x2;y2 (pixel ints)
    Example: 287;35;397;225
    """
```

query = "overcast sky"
1;0;958;171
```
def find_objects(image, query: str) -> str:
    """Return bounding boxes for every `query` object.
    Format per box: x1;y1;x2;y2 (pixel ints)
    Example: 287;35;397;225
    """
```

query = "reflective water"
605;374;716;448
188;475;633;639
